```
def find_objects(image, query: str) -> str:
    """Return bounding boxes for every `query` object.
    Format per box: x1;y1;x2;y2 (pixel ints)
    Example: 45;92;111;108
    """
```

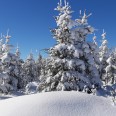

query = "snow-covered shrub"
25;82;38;94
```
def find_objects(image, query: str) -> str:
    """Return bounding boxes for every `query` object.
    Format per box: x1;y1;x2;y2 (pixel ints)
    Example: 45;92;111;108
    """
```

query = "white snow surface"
0;91;116;116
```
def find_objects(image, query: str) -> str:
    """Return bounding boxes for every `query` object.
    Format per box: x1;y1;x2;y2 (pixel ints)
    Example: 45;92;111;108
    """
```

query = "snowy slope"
0;91;116;116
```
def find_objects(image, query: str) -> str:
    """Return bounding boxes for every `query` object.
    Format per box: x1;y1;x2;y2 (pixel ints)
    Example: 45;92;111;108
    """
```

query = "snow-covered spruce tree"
0;34;4;72
91;34;101;74
105;50;116;85
38;0;102;93
36;53;46;81
0;31;18;93
99;30;110;84
0;34;4;58
102;49;116;100
23;52;37;86
14;46;25;89
37;57;51;88
70;9;102;92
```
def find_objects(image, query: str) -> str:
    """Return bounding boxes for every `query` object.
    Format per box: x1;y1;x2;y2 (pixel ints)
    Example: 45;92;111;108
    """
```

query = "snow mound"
0;92;116;116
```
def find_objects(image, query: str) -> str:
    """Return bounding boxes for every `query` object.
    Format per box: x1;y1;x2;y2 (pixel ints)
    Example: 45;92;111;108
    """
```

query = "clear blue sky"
0;0;116;59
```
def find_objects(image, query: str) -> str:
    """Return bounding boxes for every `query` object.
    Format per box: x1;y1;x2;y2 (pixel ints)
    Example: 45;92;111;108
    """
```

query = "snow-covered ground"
0;91;116;116
0;91;24;100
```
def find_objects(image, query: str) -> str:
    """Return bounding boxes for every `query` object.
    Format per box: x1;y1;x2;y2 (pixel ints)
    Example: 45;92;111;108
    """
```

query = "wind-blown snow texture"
0;92;116;116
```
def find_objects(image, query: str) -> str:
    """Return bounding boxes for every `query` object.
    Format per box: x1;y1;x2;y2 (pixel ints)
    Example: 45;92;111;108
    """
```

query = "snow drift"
0;92;116;116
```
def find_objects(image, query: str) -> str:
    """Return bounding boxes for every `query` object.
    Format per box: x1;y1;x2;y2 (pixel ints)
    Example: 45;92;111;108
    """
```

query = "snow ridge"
0;92;116;116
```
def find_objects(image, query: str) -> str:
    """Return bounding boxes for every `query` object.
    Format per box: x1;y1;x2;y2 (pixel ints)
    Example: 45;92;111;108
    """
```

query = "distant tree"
23;53;37;85
14;46;25;89
105;50;116;84
99;30;110;84
36;53;46;81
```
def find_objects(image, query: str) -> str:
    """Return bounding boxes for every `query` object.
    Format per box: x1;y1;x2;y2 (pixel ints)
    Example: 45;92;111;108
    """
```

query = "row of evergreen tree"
0;0;116;94
0;32;46;93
